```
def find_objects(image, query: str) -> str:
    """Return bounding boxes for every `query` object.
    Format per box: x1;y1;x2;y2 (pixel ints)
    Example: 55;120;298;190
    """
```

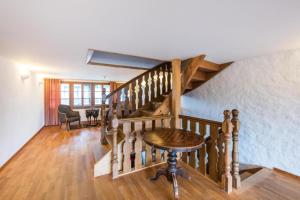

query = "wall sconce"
18;64;31;80
21;74;30;80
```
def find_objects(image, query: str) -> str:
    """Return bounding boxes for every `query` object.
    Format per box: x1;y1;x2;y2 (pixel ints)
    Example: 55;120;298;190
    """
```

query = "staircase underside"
181;55;233;94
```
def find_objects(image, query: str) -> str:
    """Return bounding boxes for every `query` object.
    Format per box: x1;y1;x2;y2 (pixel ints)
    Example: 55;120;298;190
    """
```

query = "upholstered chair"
58;105;81;130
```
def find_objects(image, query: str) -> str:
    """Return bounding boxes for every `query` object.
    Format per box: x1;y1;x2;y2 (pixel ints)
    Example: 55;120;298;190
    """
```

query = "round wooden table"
143;128;204;199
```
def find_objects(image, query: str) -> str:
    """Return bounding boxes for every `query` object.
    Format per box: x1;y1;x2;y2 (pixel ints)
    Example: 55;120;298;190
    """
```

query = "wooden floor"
0;127;299;200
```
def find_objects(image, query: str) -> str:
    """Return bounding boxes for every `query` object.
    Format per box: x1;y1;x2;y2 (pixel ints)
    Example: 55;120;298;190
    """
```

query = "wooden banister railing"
179;114;222;179
110;111;172;179
179;110;241;193
106;61;172;120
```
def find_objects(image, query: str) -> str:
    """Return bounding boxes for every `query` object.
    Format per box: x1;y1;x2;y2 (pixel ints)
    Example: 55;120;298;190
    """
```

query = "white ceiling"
0;0;300;81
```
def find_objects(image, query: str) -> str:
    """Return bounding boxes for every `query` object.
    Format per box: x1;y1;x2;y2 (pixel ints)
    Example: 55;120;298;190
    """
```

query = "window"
60;82;111;108
73;84;82;107
103;84;110;104
94;84;102;105
60;83;70;105
83;84;91;106
94;84;110;105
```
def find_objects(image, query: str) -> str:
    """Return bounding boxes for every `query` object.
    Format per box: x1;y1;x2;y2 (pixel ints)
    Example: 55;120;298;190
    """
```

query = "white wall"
182;49;300;175
0;57;44;167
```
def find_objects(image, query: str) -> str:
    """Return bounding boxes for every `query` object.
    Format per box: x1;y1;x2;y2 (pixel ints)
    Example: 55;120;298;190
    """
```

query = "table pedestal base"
150;151;191;200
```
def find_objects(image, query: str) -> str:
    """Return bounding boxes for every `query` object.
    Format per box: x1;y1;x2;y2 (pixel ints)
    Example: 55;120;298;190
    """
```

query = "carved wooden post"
217;130;225;181
167;63;171;93
101;88;108;144
221;110;233;193
232;109;241;189
171;59;181;129
112;109;119;179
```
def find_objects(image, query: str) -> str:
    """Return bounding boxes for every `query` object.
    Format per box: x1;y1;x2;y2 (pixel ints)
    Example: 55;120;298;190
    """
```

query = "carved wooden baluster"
128;83;132;110
134;121;143;170
154;70;158;99
100;89;108;145
162;65;166;94
150;70;155;101
131;80;136;112
189;120;197;168
170;71;173;90
111;109;119;179
108;97;113;127
157;67;161;97
208;124;219;182
144;73;150;104
123;86;130;117
141;76;146;106
167;64;171;93
137;79;143;108
181;117;188;163
217;129;225;182
122;122;132;173
232;109;241;189
163;117;171;128
145;120;153;165
160;67;164;95
116;91;122;117
198;121;207;175
222;110;233;193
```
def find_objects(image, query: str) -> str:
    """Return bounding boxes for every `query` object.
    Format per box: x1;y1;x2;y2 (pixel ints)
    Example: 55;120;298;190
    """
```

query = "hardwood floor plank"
0;126;299;200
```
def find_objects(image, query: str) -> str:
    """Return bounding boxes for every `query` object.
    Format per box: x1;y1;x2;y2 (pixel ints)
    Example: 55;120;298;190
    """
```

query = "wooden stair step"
240;171;253;181
140;110;154;116
197;60;220;72
236;168;272;194
239;163;263;174
105;129;125;146
92;143;111;163
191;71;207;81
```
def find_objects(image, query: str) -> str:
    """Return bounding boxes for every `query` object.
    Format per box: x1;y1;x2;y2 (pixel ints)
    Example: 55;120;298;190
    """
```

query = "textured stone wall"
182;49;300;175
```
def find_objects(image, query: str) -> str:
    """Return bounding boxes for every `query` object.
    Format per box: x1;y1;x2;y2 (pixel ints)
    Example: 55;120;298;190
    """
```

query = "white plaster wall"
182;49;300;175
0;57;44;167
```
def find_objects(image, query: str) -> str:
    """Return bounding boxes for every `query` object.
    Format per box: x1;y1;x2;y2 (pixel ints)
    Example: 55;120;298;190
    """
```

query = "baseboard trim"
0;126;45;173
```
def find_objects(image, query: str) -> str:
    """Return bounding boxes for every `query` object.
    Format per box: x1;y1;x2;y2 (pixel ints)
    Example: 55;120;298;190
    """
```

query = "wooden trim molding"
0;126;45;173
273;168;300;180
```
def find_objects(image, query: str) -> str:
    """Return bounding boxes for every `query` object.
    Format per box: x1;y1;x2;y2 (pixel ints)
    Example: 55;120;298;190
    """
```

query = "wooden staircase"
103;54;233;119
93;54;238;193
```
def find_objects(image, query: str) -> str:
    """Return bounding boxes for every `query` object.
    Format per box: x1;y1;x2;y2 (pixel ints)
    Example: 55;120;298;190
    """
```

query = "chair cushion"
68;116;80;122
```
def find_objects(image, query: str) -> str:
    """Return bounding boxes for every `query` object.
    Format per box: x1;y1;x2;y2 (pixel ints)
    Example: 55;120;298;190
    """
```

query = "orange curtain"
44;79;61;126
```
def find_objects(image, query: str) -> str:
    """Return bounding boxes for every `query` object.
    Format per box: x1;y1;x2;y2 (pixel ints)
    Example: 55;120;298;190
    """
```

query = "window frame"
60;83;71;106
61;81;111;109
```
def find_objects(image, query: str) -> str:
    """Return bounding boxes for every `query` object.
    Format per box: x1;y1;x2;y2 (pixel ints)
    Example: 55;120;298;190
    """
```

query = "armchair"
58;105;81;130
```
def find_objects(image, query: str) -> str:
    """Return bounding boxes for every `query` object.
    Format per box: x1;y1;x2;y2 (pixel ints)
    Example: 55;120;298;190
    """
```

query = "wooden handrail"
119;115;172;123
106;61;171;99
179;114;222;126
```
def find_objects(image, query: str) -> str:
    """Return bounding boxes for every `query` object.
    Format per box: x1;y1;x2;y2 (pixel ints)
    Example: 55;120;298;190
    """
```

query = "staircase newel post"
232;109;241;189
221;110;233;193
101;88;108;145
112;109;119;179
171;59;181;129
